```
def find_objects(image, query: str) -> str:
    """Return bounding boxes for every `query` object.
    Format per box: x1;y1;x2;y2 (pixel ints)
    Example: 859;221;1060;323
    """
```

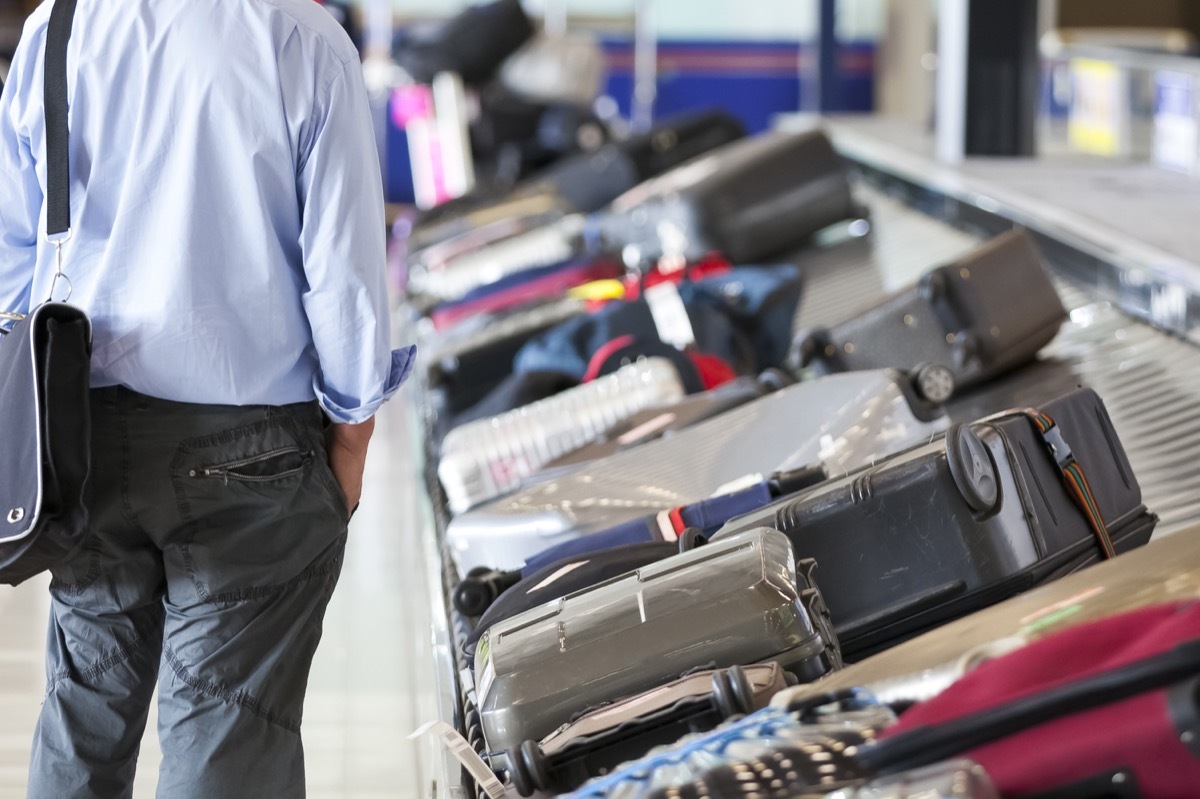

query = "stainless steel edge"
820;120;1200;344
409;400;472;799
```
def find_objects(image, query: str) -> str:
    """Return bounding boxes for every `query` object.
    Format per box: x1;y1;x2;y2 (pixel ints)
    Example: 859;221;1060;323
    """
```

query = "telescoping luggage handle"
1024;409;1118;560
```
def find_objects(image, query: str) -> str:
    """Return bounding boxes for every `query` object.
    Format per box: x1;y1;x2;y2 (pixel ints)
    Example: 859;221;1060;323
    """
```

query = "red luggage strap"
1025;410;1117;560
652;507;688;542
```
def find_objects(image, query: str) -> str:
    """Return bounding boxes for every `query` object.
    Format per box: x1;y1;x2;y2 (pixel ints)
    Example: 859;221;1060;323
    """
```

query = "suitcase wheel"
917;270;945;302
508;739;551;797
757;367;797;392
453;577;496;617
945;423;1000;514
678;527;710;553
911;362;956;404
712;665;756;719
790;328;829;368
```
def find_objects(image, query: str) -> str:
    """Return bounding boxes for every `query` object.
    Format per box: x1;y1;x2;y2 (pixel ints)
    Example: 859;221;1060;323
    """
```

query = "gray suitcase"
793;230;1067;401
445;368;947;574
508;662;792;796
712;388;1158;660
595;128;859;267
473;528;840;774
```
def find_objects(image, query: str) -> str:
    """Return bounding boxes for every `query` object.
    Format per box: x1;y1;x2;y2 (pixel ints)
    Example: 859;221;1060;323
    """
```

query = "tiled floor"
0;390;439;798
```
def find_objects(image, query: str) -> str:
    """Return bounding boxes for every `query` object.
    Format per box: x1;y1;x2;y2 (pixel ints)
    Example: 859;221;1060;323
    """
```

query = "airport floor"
0;388;439;798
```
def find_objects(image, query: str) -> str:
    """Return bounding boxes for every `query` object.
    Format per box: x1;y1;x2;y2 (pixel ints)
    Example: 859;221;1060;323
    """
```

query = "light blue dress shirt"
0;0;414;424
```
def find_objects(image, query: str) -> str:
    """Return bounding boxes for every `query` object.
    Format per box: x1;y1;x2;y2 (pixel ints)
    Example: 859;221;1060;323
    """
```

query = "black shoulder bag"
0;0;92;585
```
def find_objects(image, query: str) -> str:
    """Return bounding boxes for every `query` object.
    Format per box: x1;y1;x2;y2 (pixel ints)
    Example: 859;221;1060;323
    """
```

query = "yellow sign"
1068;58;1125;157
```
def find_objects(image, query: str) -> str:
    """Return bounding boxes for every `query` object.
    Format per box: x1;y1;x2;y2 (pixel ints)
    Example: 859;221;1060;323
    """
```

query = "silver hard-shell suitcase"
473;528;839;774
445;368;947;574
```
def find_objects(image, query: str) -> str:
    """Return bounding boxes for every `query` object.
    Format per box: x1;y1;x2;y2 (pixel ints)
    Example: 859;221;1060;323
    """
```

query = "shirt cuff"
315;344;418;424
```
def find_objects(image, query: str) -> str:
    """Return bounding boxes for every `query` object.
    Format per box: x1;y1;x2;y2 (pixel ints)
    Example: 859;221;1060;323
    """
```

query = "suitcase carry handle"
768;464;827;497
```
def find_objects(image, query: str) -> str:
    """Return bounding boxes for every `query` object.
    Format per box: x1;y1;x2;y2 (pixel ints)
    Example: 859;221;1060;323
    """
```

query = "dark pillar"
962;0;1040;155
818;0;840;112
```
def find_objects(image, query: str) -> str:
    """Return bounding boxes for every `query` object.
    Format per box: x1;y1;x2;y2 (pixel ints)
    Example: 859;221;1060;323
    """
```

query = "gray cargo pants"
27;386;350;798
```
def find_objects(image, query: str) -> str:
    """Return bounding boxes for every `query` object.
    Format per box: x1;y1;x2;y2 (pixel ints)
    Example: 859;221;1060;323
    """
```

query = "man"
0;0;413;796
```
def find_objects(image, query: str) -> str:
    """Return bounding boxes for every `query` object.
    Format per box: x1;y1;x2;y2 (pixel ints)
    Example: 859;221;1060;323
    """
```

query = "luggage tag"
643;281;695;350
458;666;477;706
409;720;507;799
615;411;678;445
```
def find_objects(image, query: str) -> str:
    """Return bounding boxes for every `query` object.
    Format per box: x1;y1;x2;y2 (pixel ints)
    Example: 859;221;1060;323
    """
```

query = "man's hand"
324;416;375;515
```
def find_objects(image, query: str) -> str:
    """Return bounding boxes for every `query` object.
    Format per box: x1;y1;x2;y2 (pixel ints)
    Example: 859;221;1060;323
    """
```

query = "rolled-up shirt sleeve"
0;39;42;318
296;56;415;424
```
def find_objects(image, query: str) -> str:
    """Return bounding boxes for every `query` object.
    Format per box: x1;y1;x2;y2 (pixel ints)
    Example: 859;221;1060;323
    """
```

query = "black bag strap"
45;0;80;238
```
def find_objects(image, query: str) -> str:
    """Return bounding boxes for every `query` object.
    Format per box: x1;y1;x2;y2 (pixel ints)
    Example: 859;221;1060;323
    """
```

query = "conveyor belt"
799;185;1200;538
419;182;1200;799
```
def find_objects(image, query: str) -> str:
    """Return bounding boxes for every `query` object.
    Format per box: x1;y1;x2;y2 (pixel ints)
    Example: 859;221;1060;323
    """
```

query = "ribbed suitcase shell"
438;358;685;514
474;528;834;771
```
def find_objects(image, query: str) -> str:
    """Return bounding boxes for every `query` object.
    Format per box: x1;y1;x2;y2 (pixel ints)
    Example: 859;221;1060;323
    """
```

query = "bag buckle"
46;229;74;303
6;508;25;524
1040;423;1076;469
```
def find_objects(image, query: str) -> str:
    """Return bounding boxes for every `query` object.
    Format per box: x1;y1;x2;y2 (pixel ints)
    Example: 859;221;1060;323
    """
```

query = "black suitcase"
620;110;748;192
713;388;1158;661
409;110;746;252
472;88;610;186
391;0;533;86
425;298;586;418
597;129;860;266
793;230;1067;401
541;108;748;216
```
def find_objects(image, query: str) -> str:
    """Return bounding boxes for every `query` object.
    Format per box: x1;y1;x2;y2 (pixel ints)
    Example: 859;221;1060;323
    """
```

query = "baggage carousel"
408;125;1200;798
